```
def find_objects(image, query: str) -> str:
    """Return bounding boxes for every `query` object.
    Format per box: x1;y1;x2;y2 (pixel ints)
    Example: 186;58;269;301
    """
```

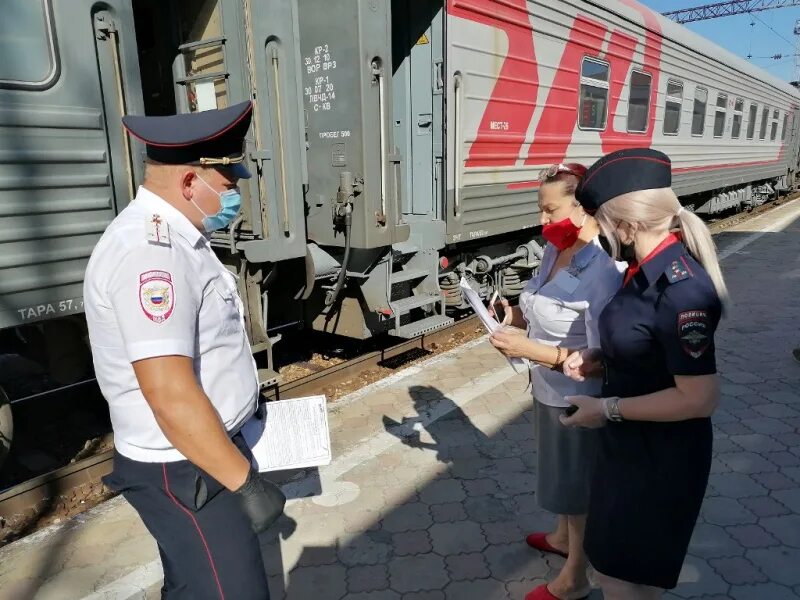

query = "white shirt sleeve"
584;258;625;348
106;243;202;362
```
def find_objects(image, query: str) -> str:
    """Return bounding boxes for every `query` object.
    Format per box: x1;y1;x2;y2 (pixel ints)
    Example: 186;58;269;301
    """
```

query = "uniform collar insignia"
134;186;206;247
145;213;171;246
665;257;693;284
639;236;685;287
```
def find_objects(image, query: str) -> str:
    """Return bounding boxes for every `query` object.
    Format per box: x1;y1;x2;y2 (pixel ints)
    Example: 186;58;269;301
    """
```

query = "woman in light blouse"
490;163;624;600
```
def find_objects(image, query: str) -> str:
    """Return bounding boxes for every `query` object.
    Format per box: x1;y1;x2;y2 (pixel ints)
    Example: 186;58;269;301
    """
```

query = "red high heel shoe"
525;532;568;558
524;583;590;600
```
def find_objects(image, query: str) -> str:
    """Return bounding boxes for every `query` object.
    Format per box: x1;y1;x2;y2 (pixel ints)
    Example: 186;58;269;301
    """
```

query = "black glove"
235;468;286;533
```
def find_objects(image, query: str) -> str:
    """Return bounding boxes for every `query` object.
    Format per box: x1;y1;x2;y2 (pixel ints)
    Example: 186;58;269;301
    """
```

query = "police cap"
575;148;671;213
122;100;253;179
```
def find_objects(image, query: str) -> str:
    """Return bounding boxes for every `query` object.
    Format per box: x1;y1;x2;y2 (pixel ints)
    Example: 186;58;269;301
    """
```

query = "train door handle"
433;60;444;95
372;58;388;226
269;43;291;237
453;73;464;218
417;114;433;135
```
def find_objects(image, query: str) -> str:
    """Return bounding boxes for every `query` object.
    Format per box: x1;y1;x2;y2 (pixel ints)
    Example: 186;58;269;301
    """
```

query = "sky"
641;0;800;82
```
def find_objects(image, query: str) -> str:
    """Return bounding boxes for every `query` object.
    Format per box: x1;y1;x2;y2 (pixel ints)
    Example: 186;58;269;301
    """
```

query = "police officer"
84;101;283;599
559;148;727;599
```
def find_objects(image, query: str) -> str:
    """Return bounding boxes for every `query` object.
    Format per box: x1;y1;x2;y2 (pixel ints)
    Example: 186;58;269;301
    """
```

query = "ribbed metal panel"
0;117;115;316
0;0;143;329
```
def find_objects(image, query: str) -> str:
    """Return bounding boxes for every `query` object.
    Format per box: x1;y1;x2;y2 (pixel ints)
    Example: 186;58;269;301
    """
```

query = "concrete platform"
2;199;800;600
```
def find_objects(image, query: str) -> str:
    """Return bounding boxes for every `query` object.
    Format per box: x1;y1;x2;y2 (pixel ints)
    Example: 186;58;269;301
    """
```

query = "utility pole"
794;19;800;83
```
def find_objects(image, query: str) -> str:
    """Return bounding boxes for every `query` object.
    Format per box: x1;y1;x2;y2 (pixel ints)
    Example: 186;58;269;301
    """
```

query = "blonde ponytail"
596;188;729;309
674;209;729;306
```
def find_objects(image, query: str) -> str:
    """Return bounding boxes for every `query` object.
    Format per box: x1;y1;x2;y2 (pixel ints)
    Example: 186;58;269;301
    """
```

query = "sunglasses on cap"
538;163;584;182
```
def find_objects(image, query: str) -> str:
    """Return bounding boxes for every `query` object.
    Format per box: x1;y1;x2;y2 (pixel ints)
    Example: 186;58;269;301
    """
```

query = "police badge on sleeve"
678;310;710;358
139;270;175;323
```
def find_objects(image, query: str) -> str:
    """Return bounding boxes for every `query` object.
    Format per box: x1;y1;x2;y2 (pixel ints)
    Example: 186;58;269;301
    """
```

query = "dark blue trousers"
104;434;270;600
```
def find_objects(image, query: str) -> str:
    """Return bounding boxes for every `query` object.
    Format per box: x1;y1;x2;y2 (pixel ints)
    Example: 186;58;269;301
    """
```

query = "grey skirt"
534;401;597;515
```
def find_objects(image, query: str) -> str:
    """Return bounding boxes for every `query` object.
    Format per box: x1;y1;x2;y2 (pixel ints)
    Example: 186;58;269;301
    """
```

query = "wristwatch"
604;397;624;422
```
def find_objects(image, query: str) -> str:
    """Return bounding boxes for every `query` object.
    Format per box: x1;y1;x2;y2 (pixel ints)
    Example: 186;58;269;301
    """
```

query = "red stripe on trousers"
162;464;226;600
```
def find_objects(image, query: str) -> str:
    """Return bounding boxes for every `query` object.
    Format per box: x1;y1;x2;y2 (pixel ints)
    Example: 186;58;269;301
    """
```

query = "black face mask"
619;242;637;263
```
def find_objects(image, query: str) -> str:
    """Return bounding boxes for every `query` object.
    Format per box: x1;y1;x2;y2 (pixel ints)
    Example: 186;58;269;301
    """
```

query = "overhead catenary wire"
750;10;798;50
744;9;800;79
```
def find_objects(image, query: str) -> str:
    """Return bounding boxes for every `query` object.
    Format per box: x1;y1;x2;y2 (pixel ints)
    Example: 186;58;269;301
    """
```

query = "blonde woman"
489;163;624;600
562;148;726;599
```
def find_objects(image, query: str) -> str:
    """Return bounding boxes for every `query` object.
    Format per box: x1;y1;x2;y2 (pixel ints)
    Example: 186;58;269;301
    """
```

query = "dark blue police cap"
575;148;671;213
122;101;253;179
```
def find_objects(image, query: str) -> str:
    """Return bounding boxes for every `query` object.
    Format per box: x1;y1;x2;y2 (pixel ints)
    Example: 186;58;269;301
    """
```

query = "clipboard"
240;395;332;472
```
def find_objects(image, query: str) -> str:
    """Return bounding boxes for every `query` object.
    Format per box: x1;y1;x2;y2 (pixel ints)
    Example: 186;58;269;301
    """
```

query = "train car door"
130;0;308;264
237;0;308;263
392;2;445;222
157;0;262;250
0;0;144;331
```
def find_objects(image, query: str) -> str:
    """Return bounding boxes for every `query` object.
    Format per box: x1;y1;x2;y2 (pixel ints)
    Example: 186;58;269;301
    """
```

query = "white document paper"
241;395;332;472
459;277;528;374
194;80;218;112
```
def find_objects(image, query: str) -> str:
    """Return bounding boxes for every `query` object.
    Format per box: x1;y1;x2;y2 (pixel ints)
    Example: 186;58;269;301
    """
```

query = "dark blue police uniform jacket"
583;237;722;590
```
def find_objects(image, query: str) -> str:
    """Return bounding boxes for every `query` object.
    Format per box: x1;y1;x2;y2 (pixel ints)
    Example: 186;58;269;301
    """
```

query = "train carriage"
1;0;799;463
447;0;800;228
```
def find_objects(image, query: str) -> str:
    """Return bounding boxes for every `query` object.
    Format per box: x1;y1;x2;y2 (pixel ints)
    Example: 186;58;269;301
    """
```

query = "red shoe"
524;583;590;600
525;532;568;558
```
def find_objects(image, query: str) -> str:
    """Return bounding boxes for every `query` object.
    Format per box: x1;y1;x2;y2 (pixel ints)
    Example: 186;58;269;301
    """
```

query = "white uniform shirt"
83;186;259;462
519;237;625;407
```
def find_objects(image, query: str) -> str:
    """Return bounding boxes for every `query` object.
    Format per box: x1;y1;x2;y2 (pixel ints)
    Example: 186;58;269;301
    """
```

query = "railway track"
1;191;798;546
706;190;798;233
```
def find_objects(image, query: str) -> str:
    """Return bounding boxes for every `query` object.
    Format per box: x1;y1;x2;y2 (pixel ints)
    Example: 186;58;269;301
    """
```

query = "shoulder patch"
665;257;693;284
678;310;710;358
139;271;175;323
146;214;171;246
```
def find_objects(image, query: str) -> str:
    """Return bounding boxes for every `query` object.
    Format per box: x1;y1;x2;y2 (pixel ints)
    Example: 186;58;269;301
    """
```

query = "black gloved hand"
235;468;286;534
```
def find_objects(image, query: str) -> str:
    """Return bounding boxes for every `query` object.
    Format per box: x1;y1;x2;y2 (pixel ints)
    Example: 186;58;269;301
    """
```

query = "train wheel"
0;386;12;468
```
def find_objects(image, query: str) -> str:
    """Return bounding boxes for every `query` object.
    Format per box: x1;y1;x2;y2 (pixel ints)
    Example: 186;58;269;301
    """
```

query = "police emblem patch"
678;310;710;358
139;270;175;323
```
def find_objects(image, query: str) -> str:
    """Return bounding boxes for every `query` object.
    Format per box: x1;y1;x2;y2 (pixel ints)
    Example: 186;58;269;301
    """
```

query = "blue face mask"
193;175;242;232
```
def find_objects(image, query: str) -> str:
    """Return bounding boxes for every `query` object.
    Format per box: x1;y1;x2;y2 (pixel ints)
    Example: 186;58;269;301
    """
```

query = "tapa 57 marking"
17;297;85;321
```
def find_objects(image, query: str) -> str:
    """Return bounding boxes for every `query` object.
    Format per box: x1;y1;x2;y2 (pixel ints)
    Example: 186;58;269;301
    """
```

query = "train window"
760;107;769;140
0;0;58;89
626;71;652;133
692;87;708;136
713;93;727;138
782;113;789;141
578;57;610;130
771;109;780;141
747;103;758;139
663;80;683;135
731;98;744;139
